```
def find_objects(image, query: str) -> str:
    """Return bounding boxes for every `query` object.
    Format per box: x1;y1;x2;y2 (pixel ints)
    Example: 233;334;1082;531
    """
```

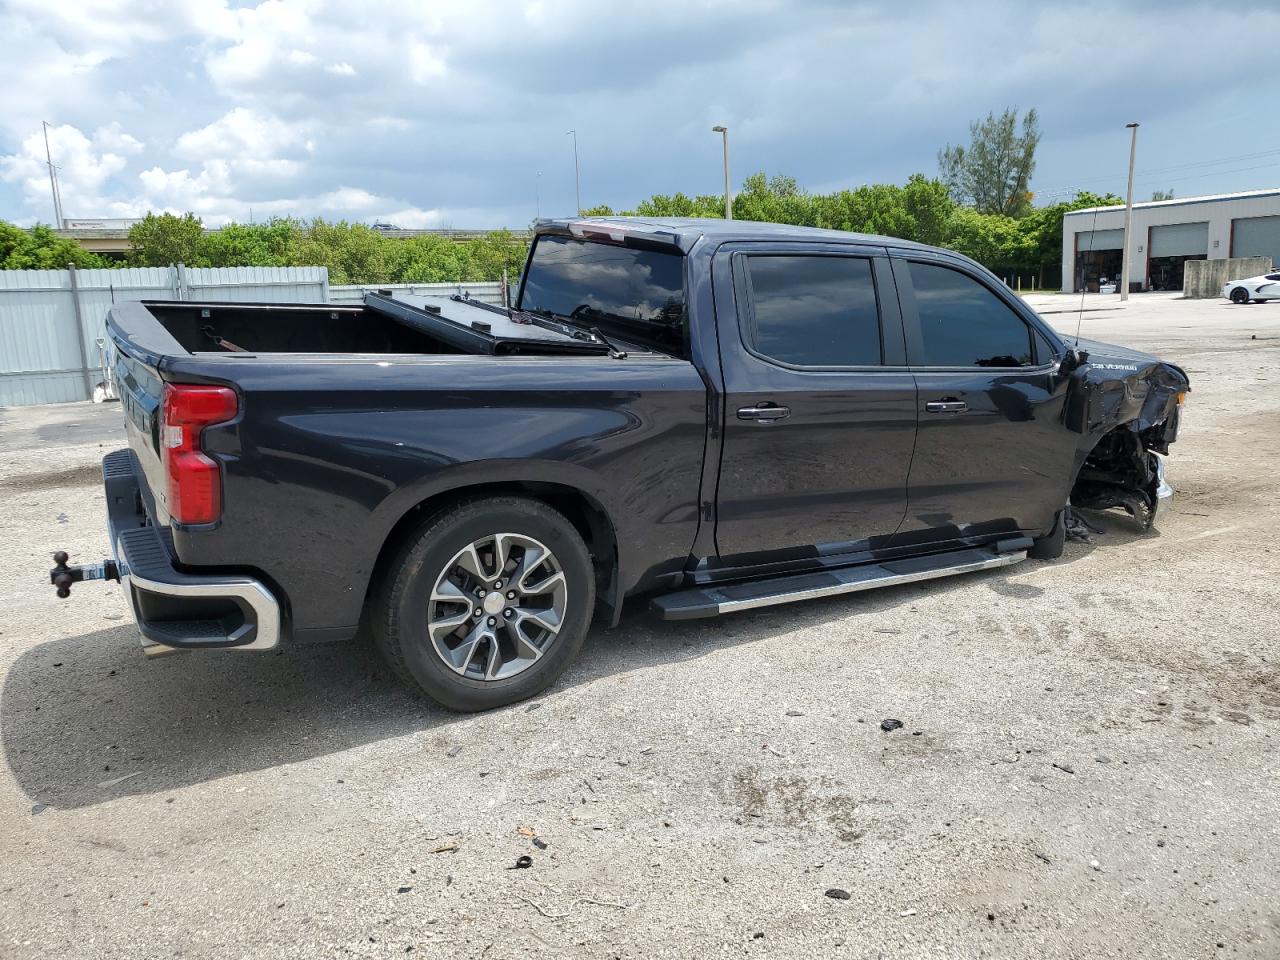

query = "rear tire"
1230;287;1249;304
373;496;595;711
1029;507;1066;560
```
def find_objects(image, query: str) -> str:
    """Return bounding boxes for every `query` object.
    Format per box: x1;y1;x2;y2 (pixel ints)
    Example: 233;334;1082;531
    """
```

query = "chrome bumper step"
650;546;1028;620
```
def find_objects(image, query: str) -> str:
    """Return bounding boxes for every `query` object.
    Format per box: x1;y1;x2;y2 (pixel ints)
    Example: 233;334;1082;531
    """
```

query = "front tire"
373;496;595;711
1230;287;1250;304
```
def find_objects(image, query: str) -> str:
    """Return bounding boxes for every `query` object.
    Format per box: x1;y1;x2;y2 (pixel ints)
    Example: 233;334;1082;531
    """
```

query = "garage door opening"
1076;249;1123;292
1147;222;1208;292
1074;229;1124;292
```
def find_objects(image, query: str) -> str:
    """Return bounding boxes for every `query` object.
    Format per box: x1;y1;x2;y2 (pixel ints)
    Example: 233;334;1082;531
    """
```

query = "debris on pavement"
508;856;533;870
430;843;459;854
532;838;548;850
98;772;141;788
446;746;463;758
899;909;917;918
516;826;536;837
824;888;851;900
785;709;804;717
1064;506;1104;543
880;719;904;732
1053;762;1075;774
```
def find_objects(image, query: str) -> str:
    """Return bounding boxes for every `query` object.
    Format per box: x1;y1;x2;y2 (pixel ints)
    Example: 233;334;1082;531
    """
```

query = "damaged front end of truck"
1061;337;1190;532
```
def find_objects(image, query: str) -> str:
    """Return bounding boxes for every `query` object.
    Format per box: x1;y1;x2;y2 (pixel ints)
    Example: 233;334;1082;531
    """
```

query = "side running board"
650;546;1028;621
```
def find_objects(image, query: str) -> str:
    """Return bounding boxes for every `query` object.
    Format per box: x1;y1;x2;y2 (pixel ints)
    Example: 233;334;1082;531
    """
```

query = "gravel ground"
1;293;1278;959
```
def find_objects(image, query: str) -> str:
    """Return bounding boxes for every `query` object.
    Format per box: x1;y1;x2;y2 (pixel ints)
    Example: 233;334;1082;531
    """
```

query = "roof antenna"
1073;204;1101;349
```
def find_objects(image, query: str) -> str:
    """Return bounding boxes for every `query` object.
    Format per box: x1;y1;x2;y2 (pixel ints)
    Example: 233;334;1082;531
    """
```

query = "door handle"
737;404;791;422
925;399;968;413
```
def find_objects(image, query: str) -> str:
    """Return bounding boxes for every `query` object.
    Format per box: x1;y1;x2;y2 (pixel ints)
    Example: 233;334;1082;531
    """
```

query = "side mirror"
1058;347;1090;377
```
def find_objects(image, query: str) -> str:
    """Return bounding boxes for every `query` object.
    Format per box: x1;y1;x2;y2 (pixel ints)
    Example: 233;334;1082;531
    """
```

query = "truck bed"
144;301;463;356
140;294;615;359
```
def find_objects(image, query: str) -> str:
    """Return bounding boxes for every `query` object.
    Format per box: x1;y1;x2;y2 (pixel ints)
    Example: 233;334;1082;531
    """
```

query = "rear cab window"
518;234;688;357
741;254;882;367
905;261;1046;368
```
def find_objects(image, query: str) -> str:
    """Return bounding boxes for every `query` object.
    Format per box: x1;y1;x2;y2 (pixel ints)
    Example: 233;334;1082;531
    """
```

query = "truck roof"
535;216;935;253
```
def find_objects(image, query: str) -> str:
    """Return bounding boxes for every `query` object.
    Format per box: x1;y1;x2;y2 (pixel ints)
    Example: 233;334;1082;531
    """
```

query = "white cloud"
381;206;446;228
408;41;447;83
174;107;309;162
93;123;145;155
4;1;1280;231
0;123;134;220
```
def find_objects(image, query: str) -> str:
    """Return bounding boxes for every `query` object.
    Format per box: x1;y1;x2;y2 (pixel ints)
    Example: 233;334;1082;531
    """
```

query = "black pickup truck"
52;218;1189;710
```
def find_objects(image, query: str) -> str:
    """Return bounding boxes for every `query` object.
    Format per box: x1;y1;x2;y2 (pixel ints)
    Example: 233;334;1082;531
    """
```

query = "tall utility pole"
1120;121;1139;301
565;129;581;216
712;125;732;220
535;170;542;220
42;121;64;228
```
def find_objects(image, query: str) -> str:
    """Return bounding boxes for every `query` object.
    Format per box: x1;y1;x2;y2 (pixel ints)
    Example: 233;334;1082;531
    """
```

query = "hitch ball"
51;551;75;598
49;551;119;598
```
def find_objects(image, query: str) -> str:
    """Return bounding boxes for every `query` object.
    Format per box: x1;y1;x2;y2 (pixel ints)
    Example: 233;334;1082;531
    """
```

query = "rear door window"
906;261;1036;367
743;255;882;367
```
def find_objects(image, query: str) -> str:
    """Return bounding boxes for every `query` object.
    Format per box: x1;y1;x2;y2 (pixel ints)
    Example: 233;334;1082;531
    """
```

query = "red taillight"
162;383;237;525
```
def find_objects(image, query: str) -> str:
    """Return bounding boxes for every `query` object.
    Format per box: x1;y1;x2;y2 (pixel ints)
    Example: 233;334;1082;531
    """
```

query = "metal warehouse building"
1062;188;1280;293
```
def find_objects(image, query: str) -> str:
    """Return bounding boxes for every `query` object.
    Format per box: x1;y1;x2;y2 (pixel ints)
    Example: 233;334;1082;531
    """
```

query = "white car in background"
1223;270;1280;304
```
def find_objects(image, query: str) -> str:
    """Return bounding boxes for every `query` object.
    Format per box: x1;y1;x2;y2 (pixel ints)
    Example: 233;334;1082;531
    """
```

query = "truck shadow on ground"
2;517;1154;812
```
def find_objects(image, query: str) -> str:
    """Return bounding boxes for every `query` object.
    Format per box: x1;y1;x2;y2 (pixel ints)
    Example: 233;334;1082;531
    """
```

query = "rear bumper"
103;449;282;656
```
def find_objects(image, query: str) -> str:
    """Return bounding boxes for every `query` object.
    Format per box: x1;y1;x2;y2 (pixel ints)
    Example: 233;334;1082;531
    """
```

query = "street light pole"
1120;121;1139;301
712;125;732;220
566;130;581;216
42;121;63;228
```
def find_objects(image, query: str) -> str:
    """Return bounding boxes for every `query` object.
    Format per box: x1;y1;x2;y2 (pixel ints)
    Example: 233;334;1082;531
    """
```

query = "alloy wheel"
427;533;568;681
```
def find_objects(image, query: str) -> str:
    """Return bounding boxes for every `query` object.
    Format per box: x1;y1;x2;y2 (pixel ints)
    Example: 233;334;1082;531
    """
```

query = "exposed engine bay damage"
1071;427;1163;531
1061;337;1190;536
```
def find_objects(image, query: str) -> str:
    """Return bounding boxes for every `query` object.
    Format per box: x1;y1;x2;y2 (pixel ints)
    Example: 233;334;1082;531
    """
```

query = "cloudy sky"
2;0;1279;229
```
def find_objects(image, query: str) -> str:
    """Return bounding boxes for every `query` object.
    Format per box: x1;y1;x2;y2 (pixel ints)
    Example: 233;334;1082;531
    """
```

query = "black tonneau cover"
363;292;611;357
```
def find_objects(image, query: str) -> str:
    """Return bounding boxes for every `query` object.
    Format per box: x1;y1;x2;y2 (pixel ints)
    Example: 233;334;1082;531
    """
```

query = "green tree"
580;204;615;217
0;220;109;269
289;219;391;284
938;107;1041;217
463;230;529;283
389;233;475;283
631;191;724;218
733;172;812;224
127;212;205;266
196;219;298;267
1151;189;1174;201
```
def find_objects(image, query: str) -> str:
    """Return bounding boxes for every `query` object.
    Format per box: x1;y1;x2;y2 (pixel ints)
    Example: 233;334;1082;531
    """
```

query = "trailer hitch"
50;551;121;598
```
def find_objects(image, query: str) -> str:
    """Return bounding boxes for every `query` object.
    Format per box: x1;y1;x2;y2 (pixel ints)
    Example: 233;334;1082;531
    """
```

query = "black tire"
1028;507;1066;560
373;496;595;711
1230;287;1250;304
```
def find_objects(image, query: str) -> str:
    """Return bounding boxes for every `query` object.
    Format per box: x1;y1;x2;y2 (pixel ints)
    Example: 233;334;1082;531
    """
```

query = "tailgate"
106;302;188;525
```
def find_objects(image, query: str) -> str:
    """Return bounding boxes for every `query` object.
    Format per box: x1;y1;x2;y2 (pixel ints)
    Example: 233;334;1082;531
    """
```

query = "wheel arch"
365;477;621;626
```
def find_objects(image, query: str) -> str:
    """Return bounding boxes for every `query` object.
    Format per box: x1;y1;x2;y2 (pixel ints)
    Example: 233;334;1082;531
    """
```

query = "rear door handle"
737;404;791;422
925;400;968;413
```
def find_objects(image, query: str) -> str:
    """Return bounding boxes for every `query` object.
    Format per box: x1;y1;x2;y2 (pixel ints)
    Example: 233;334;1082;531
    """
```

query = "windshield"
518;235;688;357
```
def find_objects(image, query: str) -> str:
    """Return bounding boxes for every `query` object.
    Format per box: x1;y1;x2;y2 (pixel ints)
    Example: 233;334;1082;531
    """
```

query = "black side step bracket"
650;546;1027;621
